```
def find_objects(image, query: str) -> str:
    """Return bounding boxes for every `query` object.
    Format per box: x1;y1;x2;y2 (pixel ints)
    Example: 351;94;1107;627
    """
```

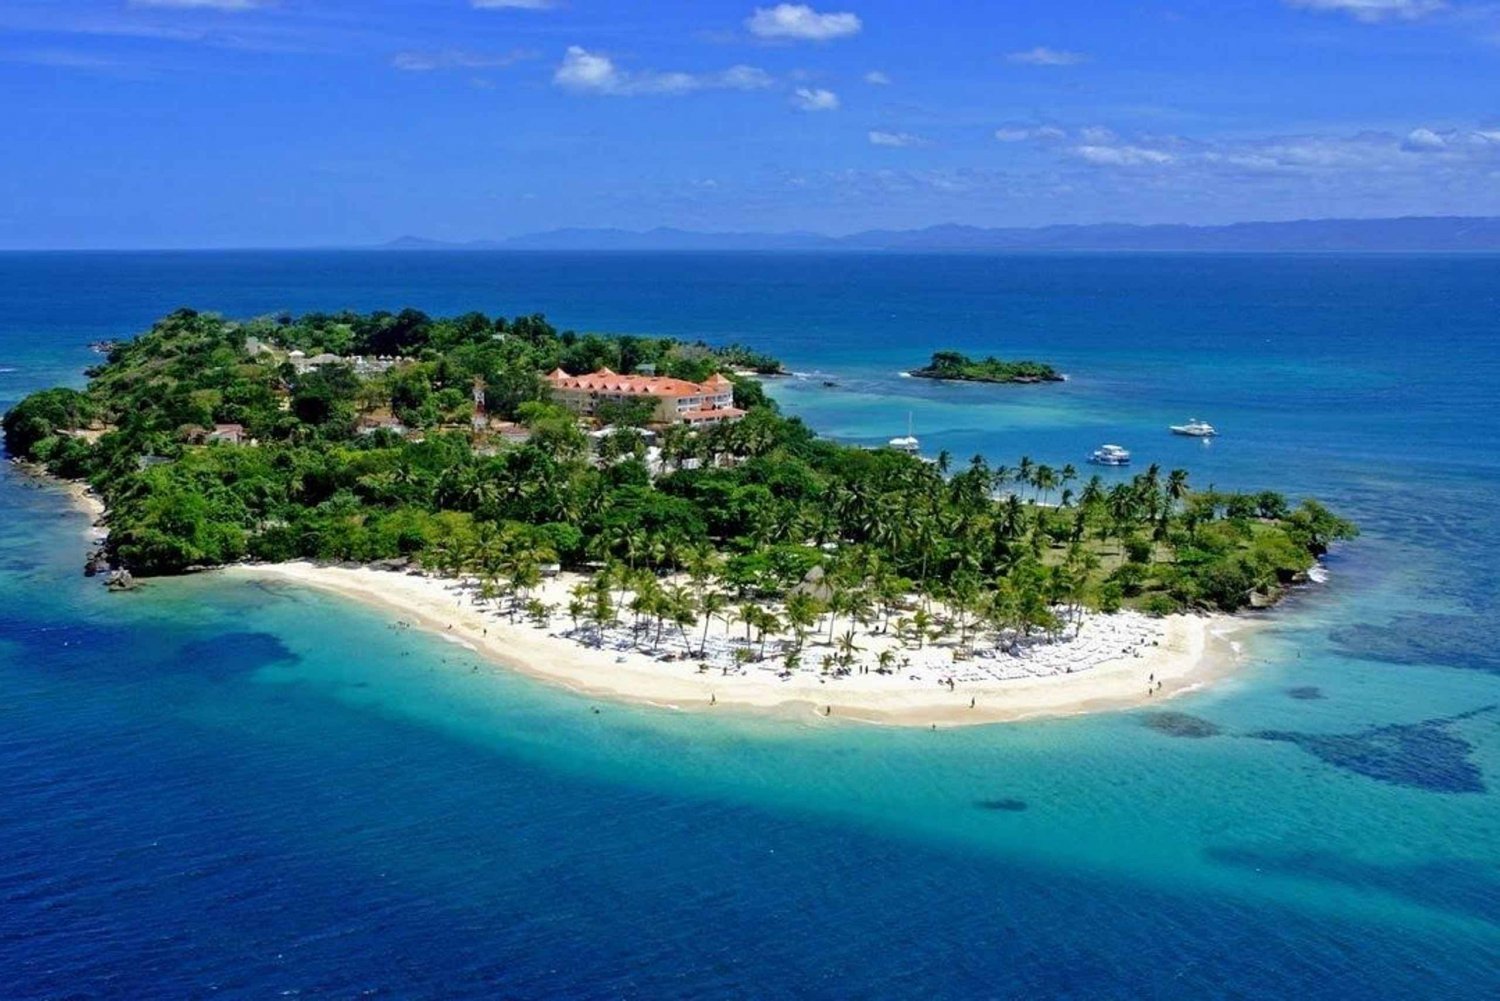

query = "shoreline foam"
219;562;1255;728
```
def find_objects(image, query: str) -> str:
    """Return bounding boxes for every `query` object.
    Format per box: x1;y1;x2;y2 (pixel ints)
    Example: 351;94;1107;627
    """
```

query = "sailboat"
888;412;920;454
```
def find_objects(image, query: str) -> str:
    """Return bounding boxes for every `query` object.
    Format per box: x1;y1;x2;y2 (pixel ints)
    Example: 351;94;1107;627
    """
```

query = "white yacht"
888;413;920;454
1089;444;1131;466
1169;418;1218;438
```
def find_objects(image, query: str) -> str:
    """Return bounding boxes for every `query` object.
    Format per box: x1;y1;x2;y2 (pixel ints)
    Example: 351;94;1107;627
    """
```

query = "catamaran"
889;413;920;454
1169;418;1218;437
1089;444;1131;466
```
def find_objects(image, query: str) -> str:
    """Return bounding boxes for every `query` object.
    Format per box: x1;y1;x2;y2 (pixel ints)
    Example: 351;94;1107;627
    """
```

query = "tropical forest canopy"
3;308;1354;620
911;350;1063;384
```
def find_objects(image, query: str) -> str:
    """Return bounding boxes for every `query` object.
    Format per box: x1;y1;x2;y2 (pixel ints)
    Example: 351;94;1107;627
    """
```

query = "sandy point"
218;562;1257;729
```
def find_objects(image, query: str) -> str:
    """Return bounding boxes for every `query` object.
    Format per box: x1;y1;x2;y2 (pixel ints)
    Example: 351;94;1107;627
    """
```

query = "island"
3;308;1355;724
910;350;1063;384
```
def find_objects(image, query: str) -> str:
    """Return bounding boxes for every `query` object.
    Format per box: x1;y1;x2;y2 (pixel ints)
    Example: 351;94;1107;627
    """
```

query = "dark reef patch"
974;798;1028;812
1250;705;1494;794
1330;613;1500;675
1140;712;1223;738
178;631;299;676
1285;686;1325;701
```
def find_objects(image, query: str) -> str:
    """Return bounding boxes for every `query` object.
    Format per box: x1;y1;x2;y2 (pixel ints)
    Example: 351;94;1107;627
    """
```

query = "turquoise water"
2;252;1497;997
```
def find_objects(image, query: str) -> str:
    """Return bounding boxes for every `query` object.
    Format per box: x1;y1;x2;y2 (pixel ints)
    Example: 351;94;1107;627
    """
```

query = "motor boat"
1089;444;1131;466
1169;418;1218;437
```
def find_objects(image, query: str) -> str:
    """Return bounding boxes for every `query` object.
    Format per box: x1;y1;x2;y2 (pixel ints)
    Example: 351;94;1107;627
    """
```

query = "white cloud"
1283;0;1446;22
1073;145;1175;166
996;122;1500;179
1402;127;1447;151
127;0;273;9
869;130;923;147
555;46;620;91
718;64;776;89
994;125;1067;142
393;49;531;72
1006;46;1088;66
472;0;557;9
791;86;839;111
864;69;890;85
747;4;862;41
747;122;1500;224
553;46;772;96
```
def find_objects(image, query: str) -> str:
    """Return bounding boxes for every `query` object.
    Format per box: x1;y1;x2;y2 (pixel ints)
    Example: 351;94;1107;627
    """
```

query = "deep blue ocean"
1;252;1497;999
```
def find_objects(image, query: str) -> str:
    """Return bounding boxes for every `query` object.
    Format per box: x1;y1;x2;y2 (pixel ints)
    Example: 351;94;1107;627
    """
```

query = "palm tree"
697;590;728;656
894;616;913;649
998;494;1026;541
606;522;646;572
754;609;782;660
835;628;862;668
586;588;616;647
666;584;699;651
1166;468;1190;506
783;591;821;652
736;602;759;645
1079;474;1105;510
1034;465;1058;506
911;608;932;649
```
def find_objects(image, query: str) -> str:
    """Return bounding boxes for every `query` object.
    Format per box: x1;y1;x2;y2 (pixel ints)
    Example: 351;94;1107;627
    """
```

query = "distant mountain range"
381;216;1500;252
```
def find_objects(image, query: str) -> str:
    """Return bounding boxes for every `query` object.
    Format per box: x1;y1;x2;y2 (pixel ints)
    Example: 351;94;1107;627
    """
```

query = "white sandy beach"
220;562;1253;727
31;465;1256;726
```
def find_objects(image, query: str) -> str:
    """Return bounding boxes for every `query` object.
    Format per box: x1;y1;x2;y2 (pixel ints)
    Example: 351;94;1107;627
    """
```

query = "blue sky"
2;0;1498;247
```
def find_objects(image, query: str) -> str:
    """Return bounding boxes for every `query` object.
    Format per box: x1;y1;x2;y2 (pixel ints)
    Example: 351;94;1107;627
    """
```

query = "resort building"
356;414;408;436
544;367;744;425
205;423;246;445
285;350;409;377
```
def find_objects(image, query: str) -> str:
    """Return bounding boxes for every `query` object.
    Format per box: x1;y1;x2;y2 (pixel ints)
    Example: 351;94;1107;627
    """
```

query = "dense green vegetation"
4;308;1354;625
911;350;1063;384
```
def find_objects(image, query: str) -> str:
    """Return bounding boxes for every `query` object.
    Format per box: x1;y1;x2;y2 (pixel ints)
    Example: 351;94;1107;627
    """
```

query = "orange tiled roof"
679;406;745;420
546;368;732;399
